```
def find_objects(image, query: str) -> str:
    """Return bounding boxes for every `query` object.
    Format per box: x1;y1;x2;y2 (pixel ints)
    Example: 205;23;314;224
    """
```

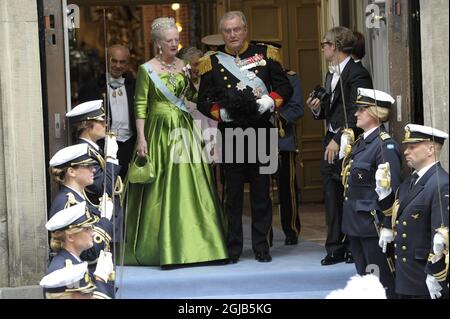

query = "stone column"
420;0;449;171
0;0;48;297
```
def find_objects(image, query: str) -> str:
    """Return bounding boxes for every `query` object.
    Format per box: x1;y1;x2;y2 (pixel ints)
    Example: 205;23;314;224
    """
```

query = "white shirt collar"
80;138;99;151
363;126;379;140
329;56;351;75
413;161;439;184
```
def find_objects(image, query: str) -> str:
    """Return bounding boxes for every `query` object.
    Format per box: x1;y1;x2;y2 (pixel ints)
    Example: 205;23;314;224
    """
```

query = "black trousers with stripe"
277;151;301;239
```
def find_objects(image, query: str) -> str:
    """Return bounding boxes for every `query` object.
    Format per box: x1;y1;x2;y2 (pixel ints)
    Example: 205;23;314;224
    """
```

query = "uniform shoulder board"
287;70;297;76
380;132;391;141
265;45;282;64
198;53;214;76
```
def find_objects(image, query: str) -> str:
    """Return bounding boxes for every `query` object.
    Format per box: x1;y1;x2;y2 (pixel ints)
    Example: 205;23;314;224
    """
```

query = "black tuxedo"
78;74;136;179
313;57;373;258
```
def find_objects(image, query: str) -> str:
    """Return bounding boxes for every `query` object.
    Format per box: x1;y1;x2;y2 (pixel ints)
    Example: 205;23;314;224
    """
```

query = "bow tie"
328;64;340;75
107;74;125;89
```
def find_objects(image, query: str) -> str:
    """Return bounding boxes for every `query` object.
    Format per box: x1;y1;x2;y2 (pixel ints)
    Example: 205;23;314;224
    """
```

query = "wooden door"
287;0;324;202
241;0;324;202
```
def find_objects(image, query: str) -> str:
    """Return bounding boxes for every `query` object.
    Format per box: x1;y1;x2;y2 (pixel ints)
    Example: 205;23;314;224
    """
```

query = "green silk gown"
123;64;228;266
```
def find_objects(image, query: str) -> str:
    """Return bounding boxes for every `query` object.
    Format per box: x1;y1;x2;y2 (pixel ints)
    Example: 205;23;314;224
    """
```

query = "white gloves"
93;250;114;283
339;133;351;159
98;193;113;220
378;227;394;253
433;232;446;259
426;274;442;299
256;95;275;114
375;163;392;200
105;134;119;163
220;108;232;122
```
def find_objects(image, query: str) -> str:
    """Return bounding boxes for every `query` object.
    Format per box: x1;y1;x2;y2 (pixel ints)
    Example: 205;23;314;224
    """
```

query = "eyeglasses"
320;41;333;48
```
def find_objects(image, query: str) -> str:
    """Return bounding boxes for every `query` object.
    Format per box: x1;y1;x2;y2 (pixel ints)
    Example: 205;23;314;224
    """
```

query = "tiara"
152;17;176;30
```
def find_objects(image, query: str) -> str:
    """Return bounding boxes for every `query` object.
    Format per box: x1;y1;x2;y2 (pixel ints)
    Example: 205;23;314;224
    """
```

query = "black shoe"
284;237;298;245
255;252;272;262
321;253;345;266
223;256;239;264
344;251;354;264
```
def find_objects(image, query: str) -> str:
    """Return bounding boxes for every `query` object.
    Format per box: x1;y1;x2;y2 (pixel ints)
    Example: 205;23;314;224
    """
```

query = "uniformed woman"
48;144;114;275
40;201;115;299
66;100;123;242
341;88;401;299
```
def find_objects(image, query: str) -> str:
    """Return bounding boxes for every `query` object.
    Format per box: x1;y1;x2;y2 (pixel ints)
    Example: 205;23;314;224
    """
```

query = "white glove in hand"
94;250;114;283
256;95;275;114
338;133;351;159
98;193;114;220
105;134;119;160
433;232;446;258
378;227;394;253
426;274;442;299
220;108;232;122
375;163;392;200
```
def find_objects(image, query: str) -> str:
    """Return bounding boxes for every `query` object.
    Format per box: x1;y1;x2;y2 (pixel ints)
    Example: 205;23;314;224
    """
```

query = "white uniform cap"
356;88;395;108
403;124;449;145
45;201;93;231
49;144;96;168
66;99;105;123
201;34;224;47
40;262;88;288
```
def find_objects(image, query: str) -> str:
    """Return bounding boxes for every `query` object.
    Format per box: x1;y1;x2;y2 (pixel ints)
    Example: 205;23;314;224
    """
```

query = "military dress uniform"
66;100;123;242
48;144;114;275
41;200;114;299
197;41;293;262
276;70;304;244
391;124;449;298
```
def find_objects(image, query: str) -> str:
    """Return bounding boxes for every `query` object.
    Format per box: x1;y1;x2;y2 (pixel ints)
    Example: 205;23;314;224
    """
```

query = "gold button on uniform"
402;233;407;238
395;255;397;259
220;68;225;72
395;220;399;225
394;243;397;248
255;70;259;74
394;231;398;236
402;221;407;226
402;246;407;251
402;257;406;263
227;84;231;88
224;76;228;80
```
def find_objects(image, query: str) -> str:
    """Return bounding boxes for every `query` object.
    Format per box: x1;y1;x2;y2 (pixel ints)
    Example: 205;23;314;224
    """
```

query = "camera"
309;85;329;102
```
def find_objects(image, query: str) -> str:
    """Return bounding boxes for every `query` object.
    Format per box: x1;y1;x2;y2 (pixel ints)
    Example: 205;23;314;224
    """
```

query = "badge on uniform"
236;81;247;91
386;143;394;149
252;87;263;98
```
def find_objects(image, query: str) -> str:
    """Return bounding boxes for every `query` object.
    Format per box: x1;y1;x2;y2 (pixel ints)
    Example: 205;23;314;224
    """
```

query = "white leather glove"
375;163;392;201
105;134;119;162
94;250;114;283
220;108;232;122
378;227;394;253
338;133;351;159
256;94;275;114
426;274;442;299
98;193;113;220
433;232;446;258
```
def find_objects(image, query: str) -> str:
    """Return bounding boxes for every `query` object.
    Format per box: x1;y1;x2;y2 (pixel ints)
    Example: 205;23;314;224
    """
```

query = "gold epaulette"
380;132;391;141
198;54;214;76
382;206;393;217
266;45;282;64
93;226;112;246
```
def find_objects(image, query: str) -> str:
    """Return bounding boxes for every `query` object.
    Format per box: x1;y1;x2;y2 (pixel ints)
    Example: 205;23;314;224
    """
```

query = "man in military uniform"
378;124;449;298
341;88;401;299
197;11;292;263
306;26;373;265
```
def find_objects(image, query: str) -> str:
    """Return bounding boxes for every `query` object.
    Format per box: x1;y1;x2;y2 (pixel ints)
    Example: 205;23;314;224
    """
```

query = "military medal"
246;71;256;80
236;81;247;91
252;87;263;98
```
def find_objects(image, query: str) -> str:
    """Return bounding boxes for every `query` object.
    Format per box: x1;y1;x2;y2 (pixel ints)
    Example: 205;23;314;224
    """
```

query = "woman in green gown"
123;17;228;266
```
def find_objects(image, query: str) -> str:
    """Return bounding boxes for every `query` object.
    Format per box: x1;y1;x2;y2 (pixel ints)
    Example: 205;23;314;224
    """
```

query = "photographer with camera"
306;26;372;266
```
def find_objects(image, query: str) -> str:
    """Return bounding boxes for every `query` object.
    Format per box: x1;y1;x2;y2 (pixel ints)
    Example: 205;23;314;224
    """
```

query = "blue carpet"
115;216;356;299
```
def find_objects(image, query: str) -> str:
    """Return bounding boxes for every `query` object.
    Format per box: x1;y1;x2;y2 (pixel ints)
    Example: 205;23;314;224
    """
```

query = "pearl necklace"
157;55;177;89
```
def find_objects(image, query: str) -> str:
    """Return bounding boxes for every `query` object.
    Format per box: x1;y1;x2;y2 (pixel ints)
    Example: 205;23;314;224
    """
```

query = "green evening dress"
123;64;228;266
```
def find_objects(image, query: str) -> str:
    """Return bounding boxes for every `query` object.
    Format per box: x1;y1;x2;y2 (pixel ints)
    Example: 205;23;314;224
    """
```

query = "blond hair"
50;228;85;252
49;167;69;185
365;106;390;123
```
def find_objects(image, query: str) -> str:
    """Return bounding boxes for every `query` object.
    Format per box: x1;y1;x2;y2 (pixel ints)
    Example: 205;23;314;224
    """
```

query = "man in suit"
377;124;449;299
197;11;293;263
306;26;373;265
78;44;136;180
